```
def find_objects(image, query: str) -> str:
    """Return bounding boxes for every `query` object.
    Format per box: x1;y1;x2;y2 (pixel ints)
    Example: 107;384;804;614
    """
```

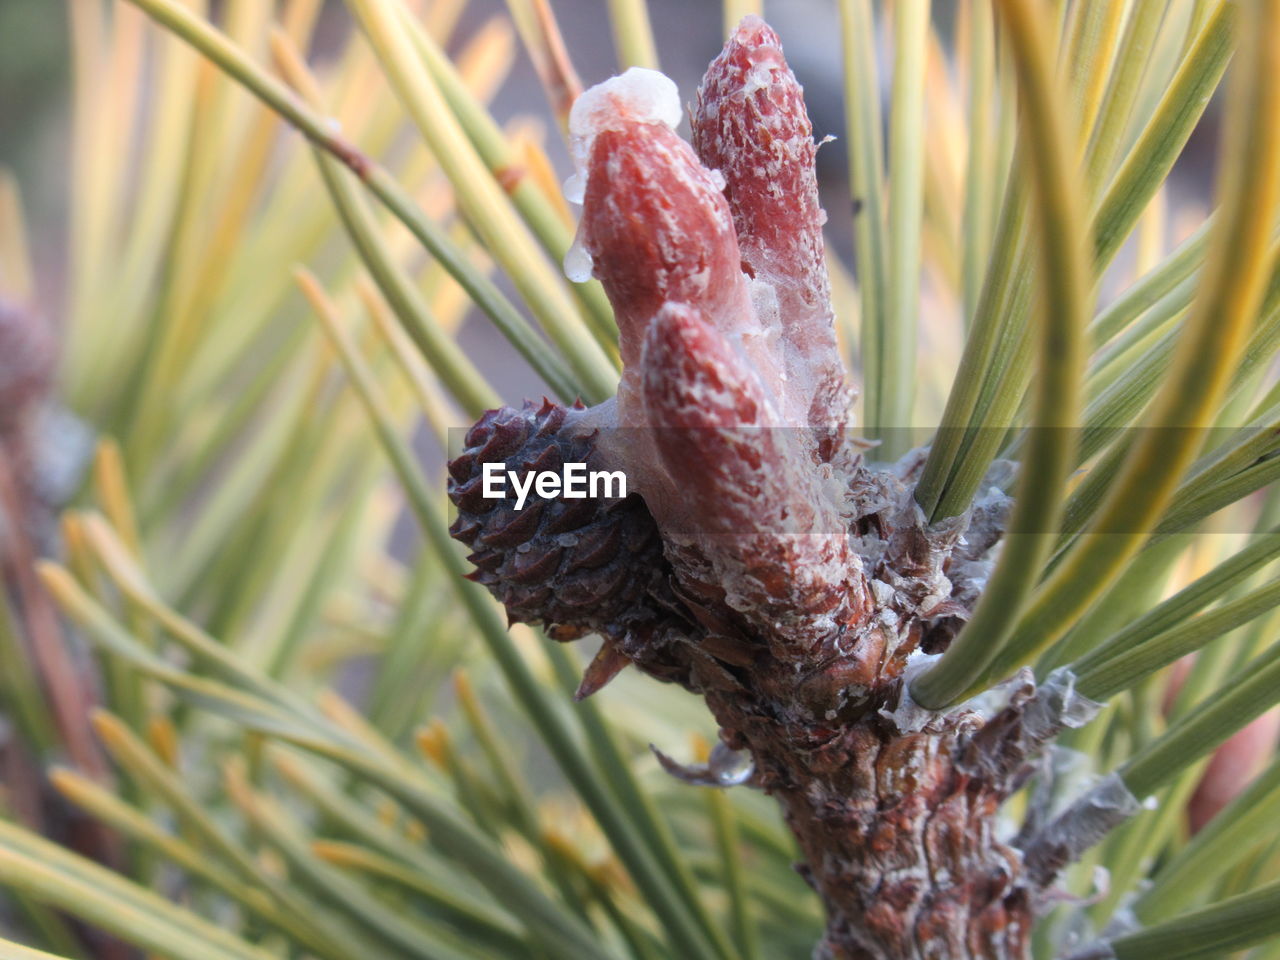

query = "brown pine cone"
447;400;695;693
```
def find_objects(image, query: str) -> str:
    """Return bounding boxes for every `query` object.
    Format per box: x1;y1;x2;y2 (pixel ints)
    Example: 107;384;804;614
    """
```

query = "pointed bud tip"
575;642;632;699
641;303;765;431
727;13;782;51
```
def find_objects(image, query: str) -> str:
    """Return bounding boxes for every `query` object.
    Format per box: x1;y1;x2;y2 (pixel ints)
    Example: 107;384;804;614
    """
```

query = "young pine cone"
447;400;694;695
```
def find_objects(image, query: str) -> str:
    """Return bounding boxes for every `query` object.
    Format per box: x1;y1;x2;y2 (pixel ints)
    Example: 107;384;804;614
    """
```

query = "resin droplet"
563;237;594;283
563;173;586;205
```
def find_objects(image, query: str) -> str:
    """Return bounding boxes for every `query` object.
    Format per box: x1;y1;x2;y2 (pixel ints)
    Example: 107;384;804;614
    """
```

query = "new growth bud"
693;16;852;443
639;302;858;658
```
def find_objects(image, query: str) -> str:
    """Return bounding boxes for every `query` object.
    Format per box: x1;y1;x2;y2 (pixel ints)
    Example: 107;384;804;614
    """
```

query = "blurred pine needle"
0;1;1278;958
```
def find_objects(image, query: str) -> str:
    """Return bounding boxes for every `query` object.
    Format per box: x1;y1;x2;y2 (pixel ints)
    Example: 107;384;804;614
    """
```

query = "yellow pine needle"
503;0;582;137
958;0;997;325
392;0;620;355
839;0;888;444
58;513;100;592
348;0;621;398
415;720;450;768
423;0;465;42
67;0;112;313
359;10;516;216
540;826;584;870
47;766;243;897
310;839;366;867
538;820;625;910
877;0;931;457
0;825;274;960
265;749;310;791
359;279;457;447
0;172;34;301
267;25;322;101
689;733;711;765
281;0;326;44
295;253;497;418
90;710;140;765
92;439;143;560
451;669;478;709
723;0;761;36
1136;187;1169;279
257;847;288;882
317;689;405;766
138;0;580;407
507;119;575;228
146;715;181;769
99;11;149;249
1083;1;1166;193
357;552;410;606
77;513;154;606
405;819;427;844
186;97;284;309
220;756;257;818
265;68;474;395
978;0;1280;691
605;0;659;70
425;239;482;328
371;798;399;830
88;709;319;934
1067;0;1129;142
272;749;415;847
924;28;965;238
67;10;201;401
330;34;404;141
0;936;76;960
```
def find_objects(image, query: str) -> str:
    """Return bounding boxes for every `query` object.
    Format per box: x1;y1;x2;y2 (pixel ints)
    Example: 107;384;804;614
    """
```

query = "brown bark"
628;459;1040;960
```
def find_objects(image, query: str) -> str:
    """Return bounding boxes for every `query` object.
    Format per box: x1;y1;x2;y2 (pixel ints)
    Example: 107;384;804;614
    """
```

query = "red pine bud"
580;125;767;376
640;303;861;658
568;69;786;428
693;16;852;441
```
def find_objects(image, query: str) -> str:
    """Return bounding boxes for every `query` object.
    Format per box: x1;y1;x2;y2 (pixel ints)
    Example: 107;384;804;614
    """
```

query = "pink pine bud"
1188;707;1280;833
581;124;749;366
693;16;851;441
1165;659;1278;833
640;303;859;658
562;48;869;658
567;68;786;428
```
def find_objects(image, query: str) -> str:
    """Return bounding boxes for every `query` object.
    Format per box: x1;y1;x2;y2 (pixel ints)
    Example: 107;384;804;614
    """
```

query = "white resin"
562;173;586;205
566;67;683;204
563;237;595;283
561;67;683;284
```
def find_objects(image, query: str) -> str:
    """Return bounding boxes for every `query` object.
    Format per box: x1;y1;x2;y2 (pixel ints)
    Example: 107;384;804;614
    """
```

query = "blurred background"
3;0;1223;408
